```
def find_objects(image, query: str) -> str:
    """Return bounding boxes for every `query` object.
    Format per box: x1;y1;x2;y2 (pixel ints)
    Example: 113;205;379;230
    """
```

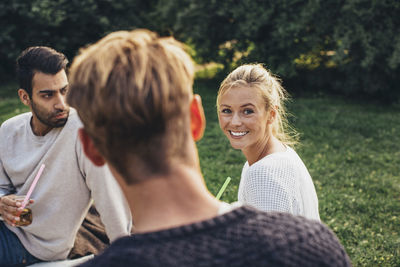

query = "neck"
124;165;221;233
243;135;286;165
30;116;52;136
112;140;222;233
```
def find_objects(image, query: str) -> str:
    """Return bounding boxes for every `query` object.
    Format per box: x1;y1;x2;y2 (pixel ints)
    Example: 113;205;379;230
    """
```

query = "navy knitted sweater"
79;206;351;267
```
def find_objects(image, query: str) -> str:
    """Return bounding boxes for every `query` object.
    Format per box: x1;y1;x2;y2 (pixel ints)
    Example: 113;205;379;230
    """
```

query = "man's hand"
0;195;34;226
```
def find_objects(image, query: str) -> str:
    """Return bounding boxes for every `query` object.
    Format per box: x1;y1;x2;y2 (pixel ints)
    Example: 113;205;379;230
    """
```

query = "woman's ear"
190;94;206;141
78;128;106;166
18;89;31;106
267;107;277;124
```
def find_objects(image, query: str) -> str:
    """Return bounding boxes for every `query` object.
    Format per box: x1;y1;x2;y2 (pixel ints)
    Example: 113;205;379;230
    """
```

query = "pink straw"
21;164;45;209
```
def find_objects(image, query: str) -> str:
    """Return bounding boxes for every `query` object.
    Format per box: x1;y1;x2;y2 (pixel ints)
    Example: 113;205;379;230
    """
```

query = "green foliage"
331;0;400;98
0;0;157;80
153;0;238;65
194;79;399;266
1;0;399;98
156;0;400;101
0;83;29;123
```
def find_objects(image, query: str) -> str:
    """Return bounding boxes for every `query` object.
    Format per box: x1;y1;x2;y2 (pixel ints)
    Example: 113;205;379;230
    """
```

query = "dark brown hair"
16;46;68;97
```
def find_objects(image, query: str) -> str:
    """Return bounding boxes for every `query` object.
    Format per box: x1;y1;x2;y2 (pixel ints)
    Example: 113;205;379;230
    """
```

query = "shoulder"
78;236;146;266
59;109;84;144
246;154;296;184
65;108;83;130
247;147;305;181
0;112;31;136
0;112;31;130
245;206;319;234
263;147;302;166
242;207;351;265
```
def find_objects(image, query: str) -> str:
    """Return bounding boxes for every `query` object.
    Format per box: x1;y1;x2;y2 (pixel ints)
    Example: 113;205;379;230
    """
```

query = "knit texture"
238;146;320;221
79;206;351;267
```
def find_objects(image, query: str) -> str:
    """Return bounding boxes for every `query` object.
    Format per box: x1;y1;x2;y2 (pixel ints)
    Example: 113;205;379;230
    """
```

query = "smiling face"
19;70;70;136
218;85;272;154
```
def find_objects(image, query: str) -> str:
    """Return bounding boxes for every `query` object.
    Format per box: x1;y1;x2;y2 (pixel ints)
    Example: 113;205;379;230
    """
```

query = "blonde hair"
217;64;298;146
67;29;195;182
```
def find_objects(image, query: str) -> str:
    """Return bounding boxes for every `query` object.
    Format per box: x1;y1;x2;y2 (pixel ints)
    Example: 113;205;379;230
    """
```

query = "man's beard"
31;100;69;128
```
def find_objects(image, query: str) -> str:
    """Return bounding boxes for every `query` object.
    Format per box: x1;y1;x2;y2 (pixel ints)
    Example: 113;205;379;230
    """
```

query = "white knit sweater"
238;146;320;221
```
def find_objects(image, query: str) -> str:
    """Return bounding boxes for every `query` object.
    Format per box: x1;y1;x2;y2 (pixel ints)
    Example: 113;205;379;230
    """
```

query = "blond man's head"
67;30;195;183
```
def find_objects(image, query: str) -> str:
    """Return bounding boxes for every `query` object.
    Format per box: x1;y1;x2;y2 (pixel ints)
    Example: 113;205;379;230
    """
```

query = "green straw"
216;177;231;200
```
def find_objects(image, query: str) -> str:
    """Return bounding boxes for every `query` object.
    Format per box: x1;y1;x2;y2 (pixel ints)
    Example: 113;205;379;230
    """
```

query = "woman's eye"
243;109;254;115
221;108;231;114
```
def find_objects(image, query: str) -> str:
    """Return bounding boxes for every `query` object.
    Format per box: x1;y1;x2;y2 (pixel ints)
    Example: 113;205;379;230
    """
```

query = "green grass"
1;81;398;266
0;83;29;123
194;79;400;267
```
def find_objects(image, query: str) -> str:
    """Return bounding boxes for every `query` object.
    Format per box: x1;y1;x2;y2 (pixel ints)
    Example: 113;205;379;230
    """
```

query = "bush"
156;0;400;101
1;0;399;101
0;0;156;81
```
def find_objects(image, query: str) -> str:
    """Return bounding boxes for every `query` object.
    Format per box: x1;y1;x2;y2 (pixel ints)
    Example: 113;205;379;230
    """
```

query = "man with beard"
0;46;132;266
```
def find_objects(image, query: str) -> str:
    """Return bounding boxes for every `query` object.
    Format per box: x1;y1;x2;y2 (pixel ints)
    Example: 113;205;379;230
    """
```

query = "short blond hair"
217;64;298;146
67;30;195;182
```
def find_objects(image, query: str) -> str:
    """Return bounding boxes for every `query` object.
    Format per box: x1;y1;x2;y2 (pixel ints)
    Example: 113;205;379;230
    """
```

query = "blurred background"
1;0;400;102
0;1;399;266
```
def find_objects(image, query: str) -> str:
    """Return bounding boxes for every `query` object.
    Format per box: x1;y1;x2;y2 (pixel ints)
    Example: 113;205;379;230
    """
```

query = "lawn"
1;80;399;266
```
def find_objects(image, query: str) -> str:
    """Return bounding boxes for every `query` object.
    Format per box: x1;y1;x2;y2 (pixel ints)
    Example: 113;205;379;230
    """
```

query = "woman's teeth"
230;131;248;136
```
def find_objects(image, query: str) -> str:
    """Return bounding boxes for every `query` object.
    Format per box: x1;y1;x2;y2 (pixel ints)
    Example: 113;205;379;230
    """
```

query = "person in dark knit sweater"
67;29;352;267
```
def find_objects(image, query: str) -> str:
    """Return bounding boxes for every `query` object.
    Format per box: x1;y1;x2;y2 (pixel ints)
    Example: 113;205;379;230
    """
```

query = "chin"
229;141;243;150
54;118;68;128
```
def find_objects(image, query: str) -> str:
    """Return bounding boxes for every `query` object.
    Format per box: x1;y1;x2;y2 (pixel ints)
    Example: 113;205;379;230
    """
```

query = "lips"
54;113;67;120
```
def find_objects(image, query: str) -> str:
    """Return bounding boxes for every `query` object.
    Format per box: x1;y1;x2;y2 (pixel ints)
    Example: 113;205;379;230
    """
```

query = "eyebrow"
38;85;68;94
219;103;255;108
240;103;255;108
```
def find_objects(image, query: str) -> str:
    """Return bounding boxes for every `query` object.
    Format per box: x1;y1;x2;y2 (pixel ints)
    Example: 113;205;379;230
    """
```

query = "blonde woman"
217;64;320;221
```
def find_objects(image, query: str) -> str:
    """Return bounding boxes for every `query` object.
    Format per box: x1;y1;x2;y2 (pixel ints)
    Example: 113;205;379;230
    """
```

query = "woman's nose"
231;113;242;126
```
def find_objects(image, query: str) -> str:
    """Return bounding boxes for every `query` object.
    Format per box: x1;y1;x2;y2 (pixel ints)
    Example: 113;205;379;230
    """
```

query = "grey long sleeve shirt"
0;109;132;261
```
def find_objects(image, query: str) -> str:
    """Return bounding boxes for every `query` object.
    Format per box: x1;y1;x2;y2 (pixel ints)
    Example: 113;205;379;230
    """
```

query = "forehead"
220;85;265;106
32;70;68;92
